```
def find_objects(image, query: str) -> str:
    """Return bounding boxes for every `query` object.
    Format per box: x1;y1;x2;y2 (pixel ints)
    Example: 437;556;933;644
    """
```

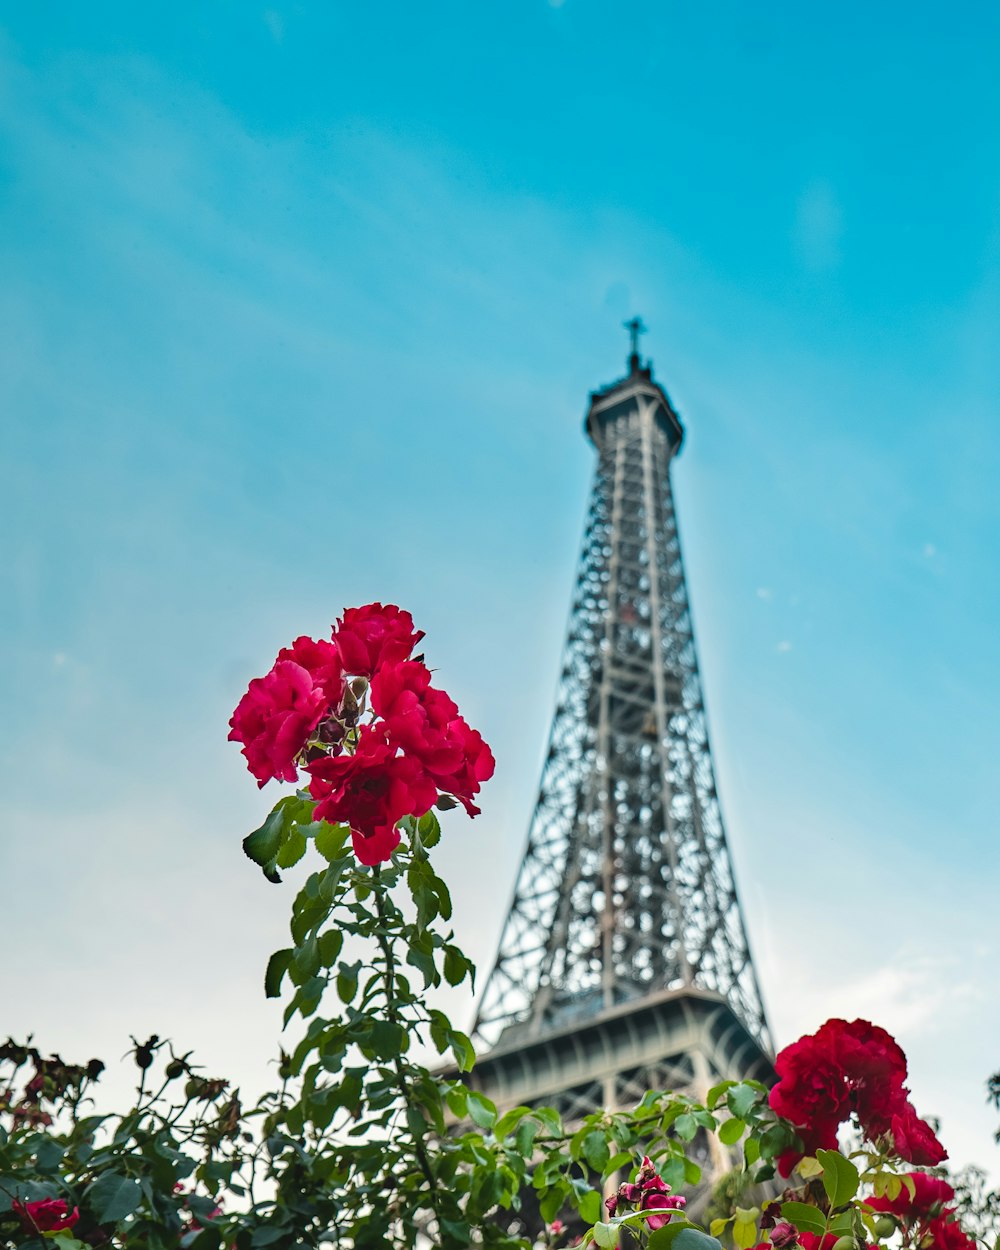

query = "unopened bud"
770;1223;799;1248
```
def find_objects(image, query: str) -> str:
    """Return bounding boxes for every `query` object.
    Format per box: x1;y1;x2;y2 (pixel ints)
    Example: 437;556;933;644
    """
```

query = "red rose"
371;661;495;814
797;1236;839;1250
229;659;333;787
333;604;424;677
307;728;437;865
868;1172;954;1221
14;1198;80;1233
926;1216;977;1250
890;1105;947;1166
770;1018;930;1173
275;635;344;704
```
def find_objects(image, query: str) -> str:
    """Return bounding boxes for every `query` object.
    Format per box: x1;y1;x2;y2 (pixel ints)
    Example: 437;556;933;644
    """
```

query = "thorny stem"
372;867;438;1205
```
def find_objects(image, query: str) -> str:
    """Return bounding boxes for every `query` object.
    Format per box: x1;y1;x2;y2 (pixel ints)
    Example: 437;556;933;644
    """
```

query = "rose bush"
0;605;993;1250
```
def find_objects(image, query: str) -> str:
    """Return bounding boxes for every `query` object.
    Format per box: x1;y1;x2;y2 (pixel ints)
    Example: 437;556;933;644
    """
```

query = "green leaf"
315;822;350;862
369;1021;403;1060
582;1130;610;1172
593;1222;618;1249
242;805;289;882
817;1148;860;1208
449;1029;476;1073
579;1189;602;1224
336;962;359;1003
780;1203;829;1236
87;1173;143;1223
733;1208;759;1249
651;1229;723;1250
467;1090;497;1130
727;1083;761;1120
719;1117;746;1145
443;946;468;986
710;1221;731;1238
674;1113;698;1141
276;827;307;868
417;809;441;847
264;948;293;998
317;929;343;967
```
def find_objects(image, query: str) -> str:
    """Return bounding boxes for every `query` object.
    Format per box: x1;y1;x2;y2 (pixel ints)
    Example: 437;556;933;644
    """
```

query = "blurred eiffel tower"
470;323;773;1177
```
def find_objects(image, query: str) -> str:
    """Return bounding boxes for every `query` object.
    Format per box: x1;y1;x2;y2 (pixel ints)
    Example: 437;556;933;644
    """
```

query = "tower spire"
624;314;647;372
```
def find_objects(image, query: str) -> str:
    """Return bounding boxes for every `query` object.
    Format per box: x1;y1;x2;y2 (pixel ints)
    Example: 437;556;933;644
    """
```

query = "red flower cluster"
868;1172;976;1250
605;1156;686;1231
768;1019;946;1176
13;1198;80;1233
229;604;494;865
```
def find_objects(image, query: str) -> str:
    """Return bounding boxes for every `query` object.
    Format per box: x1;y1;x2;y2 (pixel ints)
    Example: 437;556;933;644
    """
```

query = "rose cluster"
768;1018;946;1176
229;604;494;865
605;1156;686;1231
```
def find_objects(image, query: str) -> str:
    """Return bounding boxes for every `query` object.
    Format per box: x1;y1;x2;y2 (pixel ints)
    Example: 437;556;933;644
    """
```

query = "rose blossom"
229;637;344;787
769;1018;945;1175
371;661;495;814
307;727;438;865
14;1198;80;1233
333;603;424;677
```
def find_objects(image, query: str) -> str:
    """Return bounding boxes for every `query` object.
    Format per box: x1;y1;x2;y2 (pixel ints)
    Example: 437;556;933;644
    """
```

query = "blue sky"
1;1;998;1176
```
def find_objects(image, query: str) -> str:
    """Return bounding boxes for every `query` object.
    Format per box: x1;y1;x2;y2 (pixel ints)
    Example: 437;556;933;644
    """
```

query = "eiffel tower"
469;322;773;1158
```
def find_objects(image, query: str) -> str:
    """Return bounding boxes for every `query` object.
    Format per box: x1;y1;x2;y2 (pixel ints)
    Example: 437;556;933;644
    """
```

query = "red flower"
371;661;495;814
797;1236;839;1250
769;1223;799;1248
307;728;438;865
276;636;344;704
926;1216;977;1250
769;1019;943;1174
868;1172;954;1221
890;1106;947;1166
605;1157;684;1232
229;638;344;787
333;604;424;677
14;1198;80;1233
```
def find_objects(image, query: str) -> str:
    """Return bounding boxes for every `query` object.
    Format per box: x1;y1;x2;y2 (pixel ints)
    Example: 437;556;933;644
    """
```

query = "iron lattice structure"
473;345;771;1067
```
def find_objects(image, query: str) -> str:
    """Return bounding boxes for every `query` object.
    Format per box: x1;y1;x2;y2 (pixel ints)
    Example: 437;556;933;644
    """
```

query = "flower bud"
165;1060;186;1080
770;1222;799;1248
832;1236;856;1250
873;1217;897;1240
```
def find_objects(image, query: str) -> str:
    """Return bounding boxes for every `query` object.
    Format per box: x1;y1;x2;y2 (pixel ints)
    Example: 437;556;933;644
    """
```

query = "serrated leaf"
276;827;307;868
727;1083;761;1120
87;1173;142;1223
242;805;290;882
674;1112;698;1141
317;929;343;966
264;948;293;998
315;822;350;862
817;1148;860;1207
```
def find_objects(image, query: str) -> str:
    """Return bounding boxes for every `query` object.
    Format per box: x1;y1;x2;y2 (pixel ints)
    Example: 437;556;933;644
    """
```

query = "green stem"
372;866;438;1202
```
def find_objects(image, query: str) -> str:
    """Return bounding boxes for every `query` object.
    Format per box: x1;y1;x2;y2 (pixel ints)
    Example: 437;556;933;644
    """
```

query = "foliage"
1;604;992;1250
